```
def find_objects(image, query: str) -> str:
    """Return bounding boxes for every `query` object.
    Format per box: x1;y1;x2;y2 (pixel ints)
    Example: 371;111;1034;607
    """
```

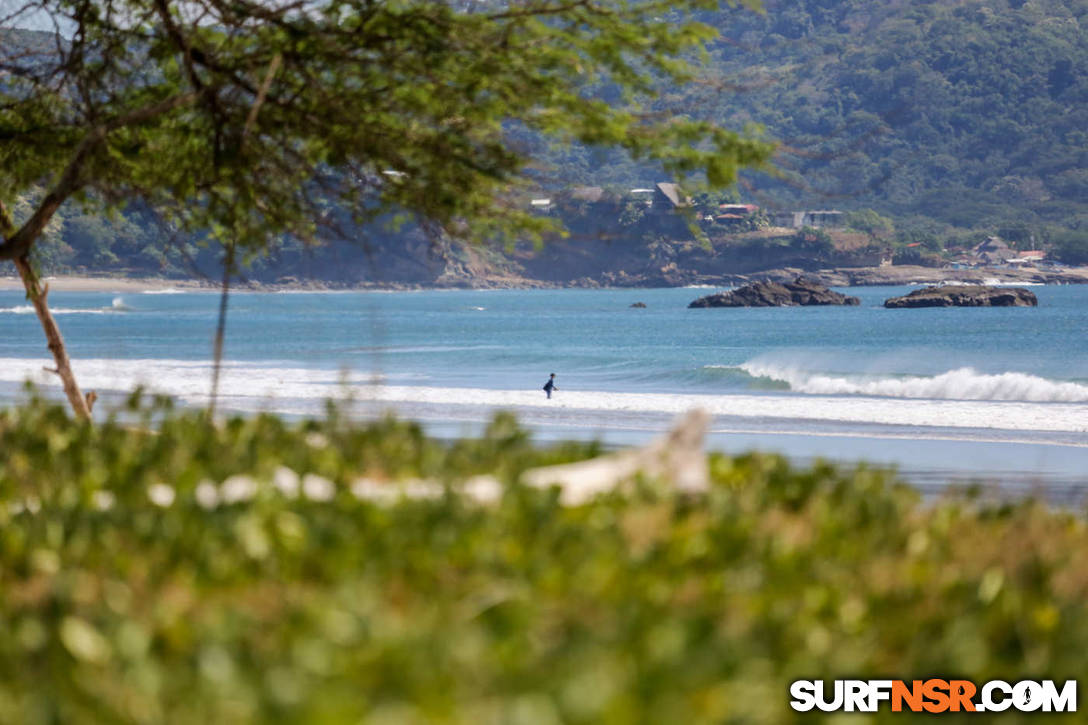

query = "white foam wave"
980;278;1045;287
141;288;186;295
0;358;1085;435
0;297;132;315
0;305;118;316
741;363;1088;403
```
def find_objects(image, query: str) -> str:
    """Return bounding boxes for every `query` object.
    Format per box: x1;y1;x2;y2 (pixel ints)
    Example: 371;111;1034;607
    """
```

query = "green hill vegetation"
705;0;1088;230
540;0;1088;264
7;0;1088;282
1;395;1085;722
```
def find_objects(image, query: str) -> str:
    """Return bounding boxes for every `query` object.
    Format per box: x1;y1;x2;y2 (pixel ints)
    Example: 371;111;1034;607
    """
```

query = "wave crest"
741;363;1088;403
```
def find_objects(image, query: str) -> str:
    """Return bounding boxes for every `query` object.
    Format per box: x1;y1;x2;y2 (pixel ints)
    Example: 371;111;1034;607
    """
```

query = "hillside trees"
843;208;893;242
693;0;1088;226
1;0;772;419
1051;230;1088;265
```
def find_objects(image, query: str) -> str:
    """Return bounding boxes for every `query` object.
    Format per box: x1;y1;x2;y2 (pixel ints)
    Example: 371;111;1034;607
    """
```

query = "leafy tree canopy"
0;0;773;260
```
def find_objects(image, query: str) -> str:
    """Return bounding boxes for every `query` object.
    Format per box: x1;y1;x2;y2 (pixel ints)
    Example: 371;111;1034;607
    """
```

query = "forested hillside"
6;0;1087;282
707;0;1087;230
564;0;1087;225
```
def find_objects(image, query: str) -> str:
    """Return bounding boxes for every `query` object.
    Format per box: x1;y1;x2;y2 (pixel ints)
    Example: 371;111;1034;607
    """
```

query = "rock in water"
630;302;647;308
883;285;1038;308
688;276;861;308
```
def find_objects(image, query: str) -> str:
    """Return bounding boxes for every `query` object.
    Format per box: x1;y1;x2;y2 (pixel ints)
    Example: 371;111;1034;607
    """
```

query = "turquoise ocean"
1;284;1086;497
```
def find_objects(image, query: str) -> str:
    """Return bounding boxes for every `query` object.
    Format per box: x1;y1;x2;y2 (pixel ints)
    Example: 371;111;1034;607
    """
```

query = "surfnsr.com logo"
790;680;1077;713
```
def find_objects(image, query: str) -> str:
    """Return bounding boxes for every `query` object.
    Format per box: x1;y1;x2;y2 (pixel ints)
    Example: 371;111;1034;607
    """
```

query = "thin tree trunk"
208;243;235;419
14;256;93;421
205;54;277;419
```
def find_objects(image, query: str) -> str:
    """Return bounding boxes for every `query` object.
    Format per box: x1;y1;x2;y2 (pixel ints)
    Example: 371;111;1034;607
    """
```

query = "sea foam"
0;358;1085;435
740;363;1088;403
0;305;119;315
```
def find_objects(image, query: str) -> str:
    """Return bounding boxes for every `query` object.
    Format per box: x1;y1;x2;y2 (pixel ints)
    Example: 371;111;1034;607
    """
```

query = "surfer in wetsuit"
543;373;558;399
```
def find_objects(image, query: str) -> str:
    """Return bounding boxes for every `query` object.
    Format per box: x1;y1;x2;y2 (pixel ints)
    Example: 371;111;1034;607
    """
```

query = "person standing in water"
543;373;558;399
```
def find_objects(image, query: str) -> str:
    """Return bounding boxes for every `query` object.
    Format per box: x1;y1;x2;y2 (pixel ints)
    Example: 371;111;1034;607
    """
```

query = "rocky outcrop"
883;285;1038;308
629;302;647;308
742;266;1088;288
688;277;861;308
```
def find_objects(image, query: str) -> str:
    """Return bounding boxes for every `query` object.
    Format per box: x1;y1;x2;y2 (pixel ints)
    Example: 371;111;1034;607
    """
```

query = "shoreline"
2;263;1088;294
0;275;214;293
3;381;1086;499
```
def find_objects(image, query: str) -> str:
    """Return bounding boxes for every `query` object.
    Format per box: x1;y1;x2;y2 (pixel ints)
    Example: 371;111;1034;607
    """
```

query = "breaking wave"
740;363;1088;403
0;358;1085;435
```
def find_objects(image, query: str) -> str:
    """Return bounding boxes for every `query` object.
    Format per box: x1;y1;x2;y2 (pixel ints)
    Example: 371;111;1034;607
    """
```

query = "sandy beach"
0;275;214;293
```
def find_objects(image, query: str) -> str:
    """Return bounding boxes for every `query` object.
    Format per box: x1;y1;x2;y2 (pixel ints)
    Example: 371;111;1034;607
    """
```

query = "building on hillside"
570;186;605;203
715;203;760;226
529;198;552;211
653;182;689;211
629;188;655;207
718;203;759;215
1004;250;1047;267
972;236;1013;265
768;209;843;229
770;211;805;228
801;210;843;228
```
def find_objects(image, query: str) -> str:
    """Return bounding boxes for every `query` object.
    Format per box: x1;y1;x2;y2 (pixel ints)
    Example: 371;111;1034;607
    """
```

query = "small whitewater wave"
0;297;131;315
0;304;122;316
141;288;186;295
979;278;1045;288
740;363;1088;403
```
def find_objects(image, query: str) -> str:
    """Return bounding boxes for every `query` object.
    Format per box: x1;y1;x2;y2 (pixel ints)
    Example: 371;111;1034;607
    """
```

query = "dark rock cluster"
883;285;1038;308
689;277;861;308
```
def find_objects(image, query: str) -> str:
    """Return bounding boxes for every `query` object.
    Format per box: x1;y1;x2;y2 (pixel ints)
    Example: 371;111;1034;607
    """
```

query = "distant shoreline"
2;264;1087;294
0;276;213;293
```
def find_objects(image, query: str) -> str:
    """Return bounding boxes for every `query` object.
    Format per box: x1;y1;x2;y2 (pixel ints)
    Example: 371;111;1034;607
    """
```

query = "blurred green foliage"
1;395;1085;723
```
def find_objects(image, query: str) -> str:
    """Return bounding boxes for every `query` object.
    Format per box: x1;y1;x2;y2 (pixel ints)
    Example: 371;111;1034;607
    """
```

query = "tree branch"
242;53;282;142
153;0;206;93
208;241;235;419
0;91;201;261
0;199;15;238
485;0;593;21
13;256;93;421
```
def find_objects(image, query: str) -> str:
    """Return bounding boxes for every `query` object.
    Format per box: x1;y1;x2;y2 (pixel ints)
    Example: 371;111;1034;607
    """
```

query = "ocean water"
1;284;1086;496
